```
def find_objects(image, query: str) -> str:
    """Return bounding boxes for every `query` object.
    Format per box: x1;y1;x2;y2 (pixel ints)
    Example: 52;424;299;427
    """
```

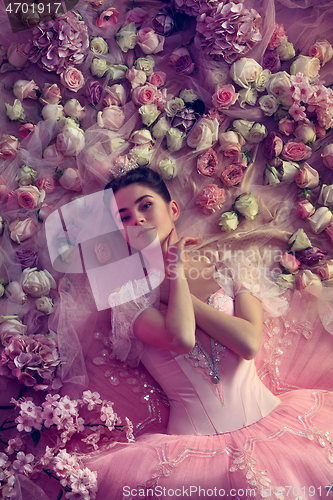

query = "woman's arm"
133;233;197;354
191;292;263;360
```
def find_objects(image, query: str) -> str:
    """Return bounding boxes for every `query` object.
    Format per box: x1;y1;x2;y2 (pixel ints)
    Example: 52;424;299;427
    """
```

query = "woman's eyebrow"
116;195;154;216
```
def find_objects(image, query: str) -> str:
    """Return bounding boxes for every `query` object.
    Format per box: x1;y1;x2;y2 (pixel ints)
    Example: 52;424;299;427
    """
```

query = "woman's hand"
165;229;199;276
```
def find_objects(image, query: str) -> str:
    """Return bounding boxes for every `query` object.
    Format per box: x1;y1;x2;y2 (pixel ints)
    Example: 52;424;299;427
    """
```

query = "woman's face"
110;183;179;250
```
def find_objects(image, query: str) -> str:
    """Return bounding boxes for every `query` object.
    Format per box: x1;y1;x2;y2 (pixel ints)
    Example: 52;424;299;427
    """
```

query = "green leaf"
30;430;41;447
56;489;64;500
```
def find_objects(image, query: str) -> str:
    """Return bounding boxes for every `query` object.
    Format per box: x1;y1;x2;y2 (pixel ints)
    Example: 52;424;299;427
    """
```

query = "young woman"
87;167;333;499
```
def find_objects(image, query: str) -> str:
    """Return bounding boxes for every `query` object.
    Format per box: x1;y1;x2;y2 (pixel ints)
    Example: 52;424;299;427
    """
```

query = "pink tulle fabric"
0;0;333;498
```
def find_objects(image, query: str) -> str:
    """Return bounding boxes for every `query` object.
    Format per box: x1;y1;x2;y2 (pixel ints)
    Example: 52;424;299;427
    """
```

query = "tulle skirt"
85;389;333;500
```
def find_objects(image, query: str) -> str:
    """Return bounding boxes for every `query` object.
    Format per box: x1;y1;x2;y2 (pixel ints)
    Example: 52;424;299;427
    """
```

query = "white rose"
275;273;295;289
63;99;86;121
166;128;185;152
58;117;80;132
232;119;254;140
246;123;268;143
308;206;333;234
263;165;280;185
290;55;320;82
35;296;54;315
158;158;177;180
21;267;57;297
209;68;228;89
179;89;197;104
90;37;108;55
258;95;279;116
281;161;299;183
5;99;25;121
276;38;295;61
90;58;110;78
110;138;126;152
255;69;271;92
216;211;239;232
4;281;27;305
42;104;64;121
135;56;155;76
116;23;137;53
233;193;259;220
294;122;316;144
238;87;258;108
130;129;153;145
129;144;153;166
152;116;170;139
139;104;160;126
318;184;333;207
229;58;263;88
288;228;312;251
103;84;127;106
165;98;185;118
56;125;85;156
267;71;291;98
109;65;128;83
187;117;219;152
0;315;27;345
15;164;37;186
97;106;125;131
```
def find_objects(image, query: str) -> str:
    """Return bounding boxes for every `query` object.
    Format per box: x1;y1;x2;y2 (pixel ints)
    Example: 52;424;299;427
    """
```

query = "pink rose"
63;99;86;121
212;85;238;110
218;131;245;157
0;134;19;160
56;125;85;156
16;186;45;210
38;204;54;221
96;7;119;28
309;40;333;66
60;67;85;93
7;42;29;69
103;85;126;107
43;144;65;163
137;28;164;54
321;144;333;170
126;68;147;89
278;116;296;136
264;132;283;161
5;191;19;211
59;168;82;192
196;149;219;177
279;252;300;273
267;24;286;50
13;80;39;101
295;162;319;189
195;184;225;215
97;106;125;130
148;72;167;88
36;176;57;194
298;199;315;219
9;218;37;244
281;141;312;162
316;260;333;280
95;243;112;264
125;7;147;26
131;84;157;106
220;162;246;187
39;84;62;105
18;123;36;138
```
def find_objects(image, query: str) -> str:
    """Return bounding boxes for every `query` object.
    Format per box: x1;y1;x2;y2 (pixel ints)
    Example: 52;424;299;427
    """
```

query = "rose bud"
309;39;333;66
294;122;316;145
295;163;319;189
318;184;333;207
9;218;37;244
59;168;82;192
288;228;312;252
298;199;315;219
316;260;333;280
308;206;333;234
264;131;283;161
233;193;259;220
275;273;295;289
38;204;54;221
278;116;296;136
279;252;300;273
4;281;27;305
35;296;54;315
216;211;239;232
152;6;174;36
295;247;325;266
325;221;333;246
296;269;322;290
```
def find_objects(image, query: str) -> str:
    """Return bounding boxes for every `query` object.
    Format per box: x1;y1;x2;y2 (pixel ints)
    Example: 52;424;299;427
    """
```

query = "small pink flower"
267;24;286;50
195;184;225;215
298;199;315;219
18;123;36;138
281;141;312;162
212;85;238;110
288;102;308;122
60;67;85;93
12;452;35;475
137;28;165;54
279;252;301;273
148;72;167;88
197;148;219;177
96;7;119;28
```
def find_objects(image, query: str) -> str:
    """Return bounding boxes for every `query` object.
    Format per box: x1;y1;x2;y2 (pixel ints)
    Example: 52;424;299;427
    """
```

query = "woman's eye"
142;202;152;210
121;215;130;222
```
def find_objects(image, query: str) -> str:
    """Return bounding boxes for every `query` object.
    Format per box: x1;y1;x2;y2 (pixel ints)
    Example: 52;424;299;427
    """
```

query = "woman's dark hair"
104;167;172;213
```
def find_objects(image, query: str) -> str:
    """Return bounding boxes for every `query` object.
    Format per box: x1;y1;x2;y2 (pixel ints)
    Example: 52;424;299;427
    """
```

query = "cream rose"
116;23;137;53
158;158;177;180
152;116;170;139
255;69;271;92
165;98;185;118
318;184;333;207
308;207;333;234
59;168;82;192
294;122;316;145
129;129;153;145
129;144;154;166
267;71;291;98
179;89;197;104
22;267;57;298
290;55;320;82
258;95;279;116
218;131;245;157
309;40;333;67
4;282;27;305
238;87;258;108
288;228;312;251
90;58;110;78
296;270;322;290
276;38;295;61
135;56;155;76
233;193;259;220
126;68;147;90
103;85;126;107
56;125;85;156
97;106;125;130
187;117;219;152
295;162;319;189
5;100;25;121
281;161;299;183
0;315;27;345
232;119;254;140
139;104;160;126
229;58;263;88
35;296;54;315
9;217;37;244
13;80;39;101
247;123;268;143
109;65;128;83
63;99;86;121
216;211;239;232
15;164;37;186
166;128;185;152
42;104;64;121
90;37;109;55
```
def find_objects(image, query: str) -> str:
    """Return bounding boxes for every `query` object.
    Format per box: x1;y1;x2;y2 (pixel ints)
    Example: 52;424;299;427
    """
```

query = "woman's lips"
137;227;154;238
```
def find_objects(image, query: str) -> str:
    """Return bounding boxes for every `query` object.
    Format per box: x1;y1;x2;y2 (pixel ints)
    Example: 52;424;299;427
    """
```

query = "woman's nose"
134;214;145;226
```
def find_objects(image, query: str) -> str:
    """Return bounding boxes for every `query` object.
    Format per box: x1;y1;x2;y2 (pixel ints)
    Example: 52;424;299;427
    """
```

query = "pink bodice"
140;288;280;435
